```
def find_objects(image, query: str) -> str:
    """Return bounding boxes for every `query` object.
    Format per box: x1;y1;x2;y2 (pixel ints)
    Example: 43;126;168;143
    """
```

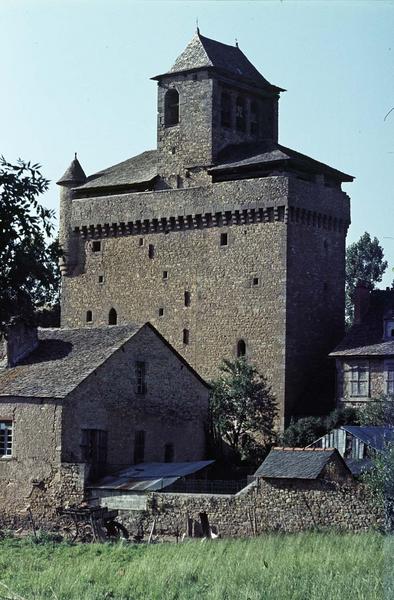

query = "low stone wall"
117;478;384;539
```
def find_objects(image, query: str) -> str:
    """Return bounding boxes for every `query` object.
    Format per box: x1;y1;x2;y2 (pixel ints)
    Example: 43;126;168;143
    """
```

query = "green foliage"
345;232;388;323
0;533;386;599
363;442;394;504
358;395;394;426
0;157;61;326
209;358;277;462
281;407;360;448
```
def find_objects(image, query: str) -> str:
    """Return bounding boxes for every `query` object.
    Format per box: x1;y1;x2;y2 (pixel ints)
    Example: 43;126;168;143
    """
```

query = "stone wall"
116;477;383;539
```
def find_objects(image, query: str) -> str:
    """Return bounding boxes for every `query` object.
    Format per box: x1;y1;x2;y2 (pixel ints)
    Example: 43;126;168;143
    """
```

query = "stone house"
57;30;353;427
330;286;394;408
0;319;209;519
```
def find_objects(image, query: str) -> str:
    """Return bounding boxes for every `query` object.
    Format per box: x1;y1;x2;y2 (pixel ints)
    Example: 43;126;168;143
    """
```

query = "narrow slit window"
252;277;259;287
136;361;146;395
163;271;168;280
220;233;228;246
164;443;174;463
86;310;93;323
139;238;144;247
98;275;104;284
108;308;117;325
237;339;246;358
164;89;179;127
134;430;145;464
159;307;164;317
148;244;155;259
184;291;191;307
183;329;189;345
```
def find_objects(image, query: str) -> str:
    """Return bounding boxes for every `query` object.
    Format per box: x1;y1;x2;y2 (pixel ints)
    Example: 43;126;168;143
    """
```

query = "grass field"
0;532;391;600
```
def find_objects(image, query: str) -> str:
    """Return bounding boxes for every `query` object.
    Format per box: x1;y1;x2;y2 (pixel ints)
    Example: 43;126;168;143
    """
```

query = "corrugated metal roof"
341;426;394;452
90;461;214;492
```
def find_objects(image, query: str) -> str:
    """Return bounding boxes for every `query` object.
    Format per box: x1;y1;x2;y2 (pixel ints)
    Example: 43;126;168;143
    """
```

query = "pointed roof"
152;32;283;91
57;154;87;186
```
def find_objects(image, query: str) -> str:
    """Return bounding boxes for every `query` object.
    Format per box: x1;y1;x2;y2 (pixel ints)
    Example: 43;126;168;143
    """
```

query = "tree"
345;232;388;323
209;358;277;463
280;407;360;448
358;395;394;427
0;157;60;326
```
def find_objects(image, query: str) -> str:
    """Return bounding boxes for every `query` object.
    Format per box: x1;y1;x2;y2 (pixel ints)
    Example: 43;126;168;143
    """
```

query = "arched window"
108;308;117;326
164;89;179;127
221;92;231;127
250;101;259;135
86;310;92;323
236;97;246;132
237;339;246;358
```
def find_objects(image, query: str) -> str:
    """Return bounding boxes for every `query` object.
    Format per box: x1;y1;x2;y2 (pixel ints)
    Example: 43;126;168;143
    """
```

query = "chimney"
0;317;38;368
354;281;371;324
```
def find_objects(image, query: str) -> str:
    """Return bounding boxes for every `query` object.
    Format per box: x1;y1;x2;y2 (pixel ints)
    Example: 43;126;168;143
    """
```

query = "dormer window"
384;319;394;339
164;89;179;127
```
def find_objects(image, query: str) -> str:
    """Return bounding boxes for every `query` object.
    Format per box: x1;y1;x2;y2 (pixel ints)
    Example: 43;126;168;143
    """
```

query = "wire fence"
162;479;248;495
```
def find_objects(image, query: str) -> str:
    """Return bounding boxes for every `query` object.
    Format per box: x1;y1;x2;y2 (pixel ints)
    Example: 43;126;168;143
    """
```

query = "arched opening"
236;97;246;132
108;308;117;326
250;101;259;135
164;89;179;127
86;310;92;323
237;339;246;358
221;92;231;127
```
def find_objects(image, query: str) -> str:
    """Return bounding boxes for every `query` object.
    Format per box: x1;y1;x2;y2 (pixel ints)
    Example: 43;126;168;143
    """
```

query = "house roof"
342;426;394;452
89;461;214;492
0;325;140;399
209;141;353;183
152;32;283;91
0;322;209;399
254;447;346;479
74;150;158;192
57;155;87;186
330;289;394;357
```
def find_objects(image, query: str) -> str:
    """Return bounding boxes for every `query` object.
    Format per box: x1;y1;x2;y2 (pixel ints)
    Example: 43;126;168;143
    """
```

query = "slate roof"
209;141;353;182
342;426;394;452
57;155;87;186
254;448;344;479
330;289;394;357
74;150;158;192
153;32;283;91
0;325;140;399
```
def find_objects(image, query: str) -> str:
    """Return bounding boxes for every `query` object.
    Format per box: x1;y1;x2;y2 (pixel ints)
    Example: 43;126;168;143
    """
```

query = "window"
237;339;246;358
148;244;155;259
98;275;104;284
0;421;12;457
386;362;394;396
164;89;179;127
221;92;231;127
80;429;107;466
164;443;174;463
136;361;146;395
384;319;394;339
236;97;246;132
139;238;144;247
163;271;168;280
92;241;101;253
252;277;259;287
108;308;117;325
220;232;228;246
159;307;164;317
86;310;92;323
184;291;191;307
349;365;369;397
250;101;259;135
134;430;145;464
183;329;189;345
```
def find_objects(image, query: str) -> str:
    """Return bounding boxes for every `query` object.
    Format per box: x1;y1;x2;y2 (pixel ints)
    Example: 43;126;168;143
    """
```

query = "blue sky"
1;0;393;285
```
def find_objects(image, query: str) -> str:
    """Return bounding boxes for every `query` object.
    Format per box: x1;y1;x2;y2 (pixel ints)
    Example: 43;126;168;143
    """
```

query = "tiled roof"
209;141;353;182
342;426;394;452
153;32;283;90
255;448;341;479
330;289;394;357
75;150;158;191
0;325;140;399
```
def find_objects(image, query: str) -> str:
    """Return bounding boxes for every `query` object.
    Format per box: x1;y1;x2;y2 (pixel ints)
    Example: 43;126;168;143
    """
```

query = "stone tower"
58;31;352;427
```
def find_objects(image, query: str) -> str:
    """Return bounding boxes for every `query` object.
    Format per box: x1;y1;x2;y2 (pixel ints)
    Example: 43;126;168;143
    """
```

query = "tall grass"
0;532;389;600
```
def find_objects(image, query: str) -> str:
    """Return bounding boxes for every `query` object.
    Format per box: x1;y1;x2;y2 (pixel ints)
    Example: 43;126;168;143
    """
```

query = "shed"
254;447;351;481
